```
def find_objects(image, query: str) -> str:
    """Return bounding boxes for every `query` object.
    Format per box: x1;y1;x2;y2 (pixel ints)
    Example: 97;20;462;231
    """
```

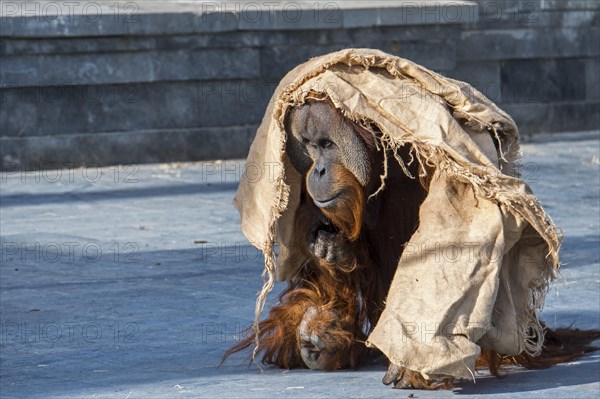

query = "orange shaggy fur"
223;131;599;390
223;167;373;370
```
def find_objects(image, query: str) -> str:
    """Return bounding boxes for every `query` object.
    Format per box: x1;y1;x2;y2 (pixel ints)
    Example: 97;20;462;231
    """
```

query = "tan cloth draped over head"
233;48;560;379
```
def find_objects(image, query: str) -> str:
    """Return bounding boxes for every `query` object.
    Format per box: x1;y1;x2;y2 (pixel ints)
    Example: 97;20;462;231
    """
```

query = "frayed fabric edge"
248;48;560;365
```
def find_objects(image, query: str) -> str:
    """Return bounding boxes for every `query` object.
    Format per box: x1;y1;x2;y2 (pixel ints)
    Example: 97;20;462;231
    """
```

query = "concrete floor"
1;132;598;398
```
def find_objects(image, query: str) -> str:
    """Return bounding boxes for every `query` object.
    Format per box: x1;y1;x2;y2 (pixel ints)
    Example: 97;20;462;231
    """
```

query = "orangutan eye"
320;139;333;148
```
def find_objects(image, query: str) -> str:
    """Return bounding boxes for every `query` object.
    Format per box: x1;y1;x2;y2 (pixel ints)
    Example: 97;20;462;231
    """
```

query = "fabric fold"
233;48;561;378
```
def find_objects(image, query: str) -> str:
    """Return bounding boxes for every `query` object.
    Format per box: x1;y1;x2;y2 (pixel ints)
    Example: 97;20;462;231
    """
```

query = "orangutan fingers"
325;240;337;263
310;229;340;262
298;307;330;370
394;379;413;389
308;230;327;259
382;363;403;385
299;333;325;370
383;365;454;390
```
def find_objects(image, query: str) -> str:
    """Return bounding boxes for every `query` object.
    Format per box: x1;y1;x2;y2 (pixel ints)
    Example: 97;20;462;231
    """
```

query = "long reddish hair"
222;169;374;370
222;118;599;385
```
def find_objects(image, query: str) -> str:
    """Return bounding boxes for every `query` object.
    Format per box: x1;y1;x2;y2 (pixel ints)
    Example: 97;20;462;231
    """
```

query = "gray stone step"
0;0;598;170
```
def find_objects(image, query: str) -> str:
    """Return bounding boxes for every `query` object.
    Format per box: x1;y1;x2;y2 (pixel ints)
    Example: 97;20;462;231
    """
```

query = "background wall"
1;0;598;170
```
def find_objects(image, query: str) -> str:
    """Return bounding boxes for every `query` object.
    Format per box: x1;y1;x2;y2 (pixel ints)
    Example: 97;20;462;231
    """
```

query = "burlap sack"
233;48;560;379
